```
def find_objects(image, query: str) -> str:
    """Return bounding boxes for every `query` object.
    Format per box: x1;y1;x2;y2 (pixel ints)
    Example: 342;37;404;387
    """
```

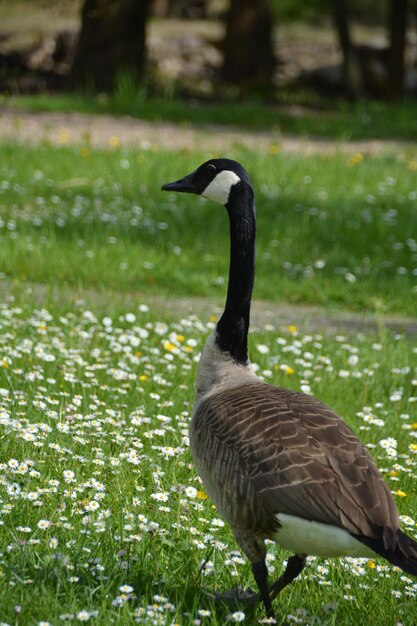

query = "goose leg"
252;558;275;619
204;555;304;620
205;535;266;613
270;554;306;600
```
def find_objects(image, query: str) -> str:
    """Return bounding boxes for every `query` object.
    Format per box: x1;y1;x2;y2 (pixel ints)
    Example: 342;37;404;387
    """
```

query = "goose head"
161;158;252;206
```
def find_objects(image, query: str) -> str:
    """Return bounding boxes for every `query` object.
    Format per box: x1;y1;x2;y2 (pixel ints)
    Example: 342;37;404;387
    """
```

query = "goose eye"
206;164;217;174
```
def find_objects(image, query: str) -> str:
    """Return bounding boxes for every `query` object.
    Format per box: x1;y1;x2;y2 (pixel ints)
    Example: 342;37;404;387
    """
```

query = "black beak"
161;171;196;193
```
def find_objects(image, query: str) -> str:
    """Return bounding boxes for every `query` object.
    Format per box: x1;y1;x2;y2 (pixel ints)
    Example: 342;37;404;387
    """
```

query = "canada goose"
161;159;417;620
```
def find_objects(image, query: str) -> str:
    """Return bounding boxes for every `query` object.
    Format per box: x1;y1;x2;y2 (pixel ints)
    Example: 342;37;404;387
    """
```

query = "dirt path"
3;279;416;336
0;107;415;155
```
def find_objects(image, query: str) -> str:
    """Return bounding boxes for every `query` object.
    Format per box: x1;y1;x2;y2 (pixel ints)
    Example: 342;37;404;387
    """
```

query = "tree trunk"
69;0;151;92
222;0;275;87
388;0;408;99
333;0;363;98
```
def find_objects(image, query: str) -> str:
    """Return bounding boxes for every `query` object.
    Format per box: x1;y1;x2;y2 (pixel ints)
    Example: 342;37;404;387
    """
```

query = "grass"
0;137;416;624
0;142;416;315
5;91;417;142
0;285;416;625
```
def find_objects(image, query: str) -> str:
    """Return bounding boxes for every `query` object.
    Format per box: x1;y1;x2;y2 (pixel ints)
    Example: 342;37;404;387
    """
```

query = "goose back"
190;381;399;552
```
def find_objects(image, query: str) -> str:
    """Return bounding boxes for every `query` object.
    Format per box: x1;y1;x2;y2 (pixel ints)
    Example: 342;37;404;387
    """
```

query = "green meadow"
0;138;417;625
1;142;417;315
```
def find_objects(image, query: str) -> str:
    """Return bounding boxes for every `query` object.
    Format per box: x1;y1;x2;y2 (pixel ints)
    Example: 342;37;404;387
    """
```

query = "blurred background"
0;0;416;119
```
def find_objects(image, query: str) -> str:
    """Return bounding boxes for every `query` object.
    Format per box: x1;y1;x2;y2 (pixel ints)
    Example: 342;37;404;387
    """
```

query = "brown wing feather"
191;382;399;545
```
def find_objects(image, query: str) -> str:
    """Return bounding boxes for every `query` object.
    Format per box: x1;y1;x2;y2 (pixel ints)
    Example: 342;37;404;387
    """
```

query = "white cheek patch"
202;170;241;205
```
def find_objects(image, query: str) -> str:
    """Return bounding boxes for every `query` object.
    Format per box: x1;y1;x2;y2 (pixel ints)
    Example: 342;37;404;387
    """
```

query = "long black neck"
216;182;255;364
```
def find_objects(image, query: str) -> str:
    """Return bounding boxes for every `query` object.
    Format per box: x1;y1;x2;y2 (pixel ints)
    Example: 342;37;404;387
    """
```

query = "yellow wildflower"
163;341;177;353
108;136;120;148
347;152;364;166
59;129;69;144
